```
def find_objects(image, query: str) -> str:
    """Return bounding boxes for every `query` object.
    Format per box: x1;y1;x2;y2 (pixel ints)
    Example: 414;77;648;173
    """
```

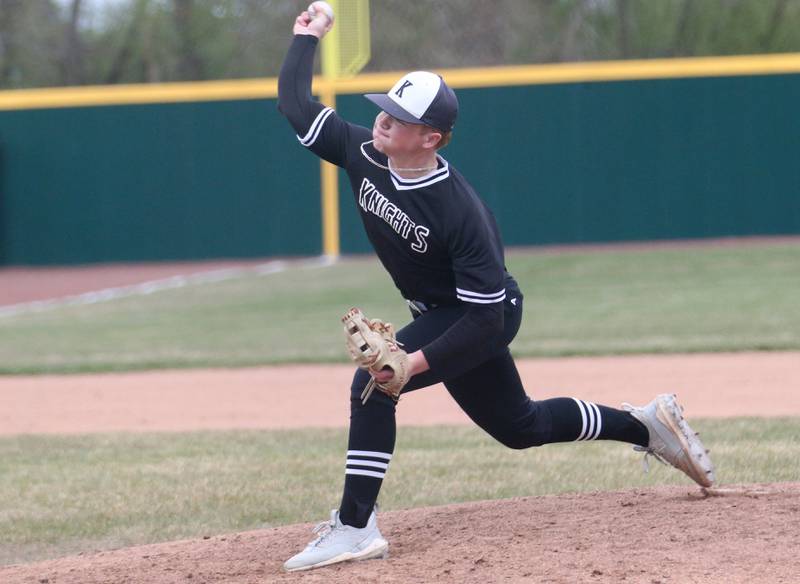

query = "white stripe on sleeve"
456;287;506;299
297;107;334;147
456;287;506;304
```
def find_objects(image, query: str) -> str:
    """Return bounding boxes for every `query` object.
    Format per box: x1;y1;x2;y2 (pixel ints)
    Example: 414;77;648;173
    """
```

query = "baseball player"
279;5;715;572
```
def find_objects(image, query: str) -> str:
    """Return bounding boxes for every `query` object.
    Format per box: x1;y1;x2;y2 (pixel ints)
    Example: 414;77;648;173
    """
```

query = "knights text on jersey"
298;106;519;307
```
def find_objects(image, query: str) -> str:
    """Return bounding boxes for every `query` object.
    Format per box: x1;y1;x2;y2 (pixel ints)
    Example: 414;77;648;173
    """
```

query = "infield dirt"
2;483;799;584
2;352;798;434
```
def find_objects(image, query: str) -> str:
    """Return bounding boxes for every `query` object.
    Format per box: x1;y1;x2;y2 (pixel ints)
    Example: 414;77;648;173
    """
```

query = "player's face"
372;112;430;156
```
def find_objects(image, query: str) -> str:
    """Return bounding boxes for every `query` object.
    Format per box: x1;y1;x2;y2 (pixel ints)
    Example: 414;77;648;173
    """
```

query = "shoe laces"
622;402;668;474
308;506;377;546
632;444;668;474
309;514;337;546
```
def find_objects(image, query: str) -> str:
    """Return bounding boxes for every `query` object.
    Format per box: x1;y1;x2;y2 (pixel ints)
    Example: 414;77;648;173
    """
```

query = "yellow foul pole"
319;0;341;258
318;0;370;257
319;86;340;257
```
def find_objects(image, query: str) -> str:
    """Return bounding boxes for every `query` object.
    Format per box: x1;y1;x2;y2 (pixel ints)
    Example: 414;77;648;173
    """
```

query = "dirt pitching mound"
3;483;798;584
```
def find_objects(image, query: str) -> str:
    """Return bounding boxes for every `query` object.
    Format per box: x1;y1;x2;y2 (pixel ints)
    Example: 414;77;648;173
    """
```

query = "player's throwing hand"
293;2;334;39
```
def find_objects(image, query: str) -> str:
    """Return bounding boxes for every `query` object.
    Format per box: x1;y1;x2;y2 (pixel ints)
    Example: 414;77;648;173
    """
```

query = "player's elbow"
277;102;311;139
277;80;312;133
277;89;301;127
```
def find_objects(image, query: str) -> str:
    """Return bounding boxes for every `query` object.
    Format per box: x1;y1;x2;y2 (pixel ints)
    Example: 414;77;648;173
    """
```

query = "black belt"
407;299;439;316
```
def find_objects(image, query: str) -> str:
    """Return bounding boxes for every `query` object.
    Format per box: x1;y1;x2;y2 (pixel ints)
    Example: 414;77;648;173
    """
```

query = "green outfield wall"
338;73;800;254
0;99;321;265
0;63;798;265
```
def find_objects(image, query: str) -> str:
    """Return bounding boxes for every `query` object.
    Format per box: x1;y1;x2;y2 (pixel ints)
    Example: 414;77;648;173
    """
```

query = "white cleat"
623;393;716;488
283;509;388;572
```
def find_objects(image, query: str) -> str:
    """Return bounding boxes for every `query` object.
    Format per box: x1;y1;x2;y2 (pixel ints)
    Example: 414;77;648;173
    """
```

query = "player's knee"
349;368;395;409
350;368;371;399
492;427;549;449
495;434;537;449
489;401;550;448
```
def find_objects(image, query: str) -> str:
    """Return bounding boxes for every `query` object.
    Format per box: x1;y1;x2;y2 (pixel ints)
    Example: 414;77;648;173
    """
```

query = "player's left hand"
372;351;429;384
371;367;395;384
342;308;412;403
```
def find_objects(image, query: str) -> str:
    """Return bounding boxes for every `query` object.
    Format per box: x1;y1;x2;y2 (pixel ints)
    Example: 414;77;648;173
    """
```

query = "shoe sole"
283;537;389;572
655;395;715;487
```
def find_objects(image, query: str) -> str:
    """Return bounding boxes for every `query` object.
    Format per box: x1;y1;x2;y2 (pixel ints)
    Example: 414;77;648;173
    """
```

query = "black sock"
338;393;396;528
542;397;649;447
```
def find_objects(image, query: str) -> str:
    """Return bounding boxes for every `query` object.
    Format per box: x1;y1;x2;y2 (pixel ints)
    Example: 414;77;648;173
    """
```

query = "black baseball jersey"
299;108;517;308
279;35;521;376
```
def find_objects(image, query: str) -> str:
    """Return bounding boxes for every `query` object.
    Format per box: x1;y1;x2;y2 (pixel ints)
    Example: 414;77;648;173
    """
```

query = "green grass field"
1;241;799;374
2;240;799;566
1;418;798;565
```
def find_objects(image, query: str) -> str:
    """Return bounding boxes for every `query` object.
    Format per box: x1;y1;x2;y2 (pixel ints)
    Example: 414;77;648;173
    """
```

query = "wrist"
408;350;430;377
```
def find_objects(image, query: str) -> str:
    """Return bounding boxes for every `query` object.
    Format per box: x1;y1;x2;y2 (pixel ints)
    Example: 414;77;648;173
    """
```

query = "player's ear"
422;129;442;150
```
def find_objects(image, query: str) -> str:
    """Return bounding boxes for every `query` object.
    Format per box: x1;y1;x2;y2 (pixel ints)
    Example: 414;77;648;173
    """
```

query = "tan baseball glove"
342;307;411;404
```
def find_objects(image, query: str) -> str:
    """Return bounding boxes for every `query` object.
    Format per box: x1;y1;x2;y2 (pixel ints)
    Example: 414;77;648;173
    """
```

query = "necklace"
392;166;438;172
388;161;438;173
359;141;442;174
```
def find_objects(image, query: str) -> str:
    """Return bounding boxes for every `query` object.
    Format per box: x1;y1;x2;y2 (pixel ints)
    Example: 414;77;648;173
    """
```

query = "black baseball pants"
338;297;648;527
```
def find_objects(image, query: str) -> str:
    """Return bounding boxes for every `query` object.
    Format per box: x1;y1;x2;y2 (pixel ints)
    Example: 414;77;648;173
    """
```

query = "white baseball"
308;1;335;24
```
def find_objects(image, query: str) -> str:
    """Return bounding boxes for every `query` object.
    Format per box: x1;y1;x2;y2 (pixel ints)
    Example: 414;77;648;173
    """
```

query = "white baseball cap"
364;71;458;132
